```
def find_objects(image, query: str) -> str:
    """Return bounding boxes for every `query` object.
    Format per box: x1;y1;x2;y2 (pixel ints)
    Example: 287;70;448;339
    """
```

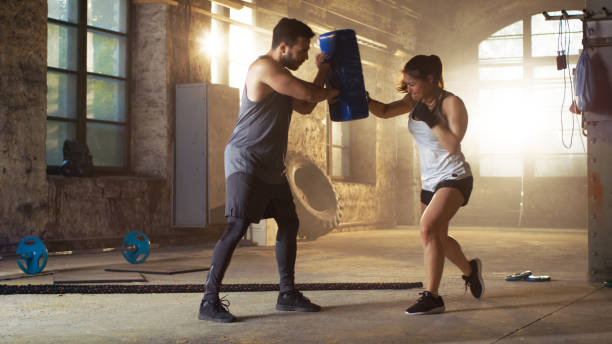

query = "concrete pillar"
585;0;612;282
131;3;169;177
0;0;49;245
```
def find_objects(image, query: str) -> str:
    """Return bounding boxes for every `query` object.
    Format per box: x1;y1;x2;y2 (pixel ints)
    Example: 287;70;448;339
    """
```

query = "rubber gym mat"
0;282;423;294
104;260;209;275
53;270;146;284
0;272;53;281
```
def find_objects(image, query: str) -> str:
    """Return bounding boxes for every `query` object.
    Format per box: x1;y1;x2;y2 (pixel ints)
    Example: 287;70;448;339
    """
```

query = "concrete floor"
1;227;611;344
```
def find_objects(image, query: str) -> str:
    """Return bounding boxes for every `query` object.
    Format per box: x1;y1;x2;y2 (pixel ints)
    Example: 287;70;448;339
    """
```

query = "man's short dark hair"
271;18;315;48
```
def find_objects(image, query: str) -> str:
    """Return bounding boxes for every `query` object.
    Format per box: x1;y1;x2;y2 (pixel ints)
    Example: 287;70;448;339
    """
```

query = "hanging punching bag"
319;29;369;122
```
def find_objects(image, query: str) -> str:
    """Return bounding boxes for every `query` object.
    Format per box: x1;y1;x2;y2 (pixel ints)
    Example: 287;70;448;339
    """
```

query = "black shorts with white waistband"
420;176;474;207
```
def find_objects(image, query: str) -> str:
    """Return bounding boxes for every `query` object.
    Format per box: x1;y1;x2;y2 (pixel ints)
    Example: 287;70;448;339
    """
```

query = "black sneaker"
405;291;445;315
276;290;321;312
198;296;235;323
462;258;485;299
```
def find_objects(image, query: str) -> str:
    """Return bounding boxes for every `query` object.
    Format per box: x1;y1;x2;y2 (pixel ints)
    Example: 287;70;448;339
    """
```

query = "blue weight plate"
16;236;48;274
121;231;150;264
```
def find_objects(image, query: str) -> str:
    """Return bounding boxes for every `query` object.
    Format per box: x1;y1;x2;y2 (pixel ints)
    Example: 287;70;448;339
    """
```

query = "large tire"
285;152;342;240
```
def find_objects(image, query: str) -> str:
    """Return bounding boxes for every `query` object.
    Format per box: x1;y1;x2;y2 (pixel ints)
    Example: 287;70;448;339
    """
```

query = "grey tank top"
408;90;472;192
224;83;293;184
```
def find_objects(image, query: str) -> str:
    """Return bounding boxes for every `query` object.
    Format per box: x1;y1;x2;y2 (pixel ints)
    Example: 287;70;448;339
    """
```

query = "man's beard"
281;55;300;71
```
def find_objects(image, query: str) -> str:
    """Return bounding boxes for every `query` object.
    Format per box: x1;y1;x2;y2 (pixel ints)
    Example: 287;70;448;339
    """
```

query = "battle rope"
0;282;422;294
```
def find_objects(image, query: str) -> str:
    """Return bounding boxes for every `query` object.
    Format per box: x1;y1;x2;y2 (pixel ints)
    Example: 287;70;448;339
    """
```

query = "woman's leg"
442;226;472;276
420;187;464;295
421;201;472;278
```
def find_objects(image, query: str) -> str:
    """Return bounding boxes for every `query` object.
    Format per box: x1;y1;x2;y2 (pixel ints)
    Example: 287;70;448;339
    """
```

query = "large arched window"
474;11;585;178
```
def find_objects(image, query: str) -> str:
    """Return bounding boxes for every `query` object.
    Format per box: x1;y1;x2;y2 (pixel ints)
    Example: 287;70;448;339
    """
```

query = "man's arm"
256;57;337;105
368;93;416;119
293;54;333;114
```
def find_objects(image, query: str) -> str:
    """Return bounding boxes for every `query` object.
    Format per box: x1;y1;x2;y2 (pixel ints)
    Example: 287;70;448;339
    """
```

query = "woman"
367;55;484;315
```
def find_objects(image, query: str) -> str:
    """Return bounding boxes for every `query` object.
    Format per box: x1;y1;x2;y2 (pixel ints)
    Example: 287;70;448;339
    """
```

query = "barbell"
5;230;151;275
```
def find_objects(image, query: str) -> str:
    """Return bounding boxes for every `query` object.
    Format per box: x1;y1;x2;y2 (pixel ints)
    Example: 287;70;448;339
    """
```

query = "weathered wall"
0;0;49;247
45;177;172;251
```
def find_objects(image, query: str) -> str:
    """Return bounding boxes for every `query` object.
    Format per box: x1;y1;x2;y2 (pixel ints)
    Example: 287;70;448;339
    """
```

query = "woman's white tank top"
408;90;472;191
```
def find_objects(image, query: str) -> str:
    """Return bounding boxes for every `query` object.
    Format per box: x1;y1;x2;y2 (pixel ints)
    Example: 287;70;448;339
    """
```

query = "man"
198;17;339;323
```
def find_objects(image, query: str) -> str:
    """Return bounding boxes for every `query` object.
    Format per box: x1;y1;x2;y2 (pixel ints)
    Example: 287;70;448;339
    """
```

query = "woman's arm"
368;93;415;119
430;95;468;155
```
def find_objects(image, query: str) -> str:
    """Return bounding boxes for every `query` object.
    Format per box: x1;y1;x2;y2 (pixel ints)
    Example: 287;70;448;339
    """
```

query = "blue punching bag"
319;29;369;122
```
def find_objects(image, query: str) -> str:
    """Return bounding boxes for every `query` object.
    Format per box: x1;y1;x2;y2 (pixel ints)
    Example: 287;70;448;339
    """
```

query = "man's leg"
274;216;299;293
204;216;250;301
199;216;250;323
270;190;321;312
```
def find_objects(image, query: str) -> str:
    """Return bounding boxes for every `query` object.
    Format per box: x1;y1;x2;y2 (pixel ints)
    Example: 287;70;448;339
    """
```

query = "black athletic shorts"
225;172;298;223
420;176;473;207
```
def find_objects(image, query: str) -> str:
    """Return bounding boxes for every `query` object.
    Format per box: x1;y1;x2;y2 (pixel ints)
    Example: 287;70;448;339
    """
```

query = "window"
328;117;377;183
47;0;129;172
209;1;257;95
330;121;351;178
228;3;256;91
474;11;585;178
